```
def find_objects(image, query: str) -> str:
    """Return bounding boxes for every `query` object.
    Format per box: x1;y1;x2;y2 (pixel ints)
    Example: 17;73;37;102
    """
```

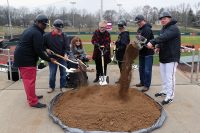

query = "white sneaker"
161;98;173;105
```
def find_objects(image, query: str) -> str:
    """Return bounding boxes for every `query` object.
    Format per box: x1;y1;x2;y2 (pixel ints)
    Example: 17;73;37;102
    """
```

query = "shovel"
54;61;77;73
134;35;147;50
48;49;79;65
99;46;109;86
48;49;95;72
111;45;117;64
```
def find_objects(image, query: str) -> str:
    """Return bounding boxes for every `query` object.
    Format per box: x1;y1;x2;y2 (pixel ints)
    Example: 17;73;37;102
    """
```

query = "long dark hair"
71;36;83;49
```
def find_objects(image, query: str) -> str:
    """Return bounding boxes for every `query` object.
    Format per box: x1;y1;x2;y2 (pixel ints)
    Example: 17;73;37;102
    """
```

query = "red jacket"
91;29;111;63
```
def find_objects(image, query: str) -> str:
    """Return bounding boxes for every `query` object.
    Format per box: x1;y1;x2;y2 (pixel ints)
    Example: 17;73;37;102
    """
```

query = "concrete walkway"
0;65;199;133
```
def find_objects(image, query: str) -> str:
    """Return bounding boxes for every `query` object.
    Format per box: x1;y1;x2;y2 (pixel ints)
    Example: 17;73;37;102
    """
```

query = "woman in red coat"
91;20;111;82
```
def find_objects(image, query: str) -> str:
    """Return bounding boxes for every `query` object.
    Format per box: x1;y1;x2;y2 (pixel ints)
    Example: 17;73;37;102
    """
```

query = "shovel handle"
54;61;66;68
49;49;78;64
77;59;87;67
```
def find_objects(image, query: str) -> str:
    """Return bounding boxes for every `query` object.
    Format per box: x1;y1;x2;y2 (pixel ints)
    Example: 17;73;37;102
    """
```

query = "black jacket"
150;19;181;63
115;31;130;61
14;24;51;67
43;32;72;60
137;23;154;56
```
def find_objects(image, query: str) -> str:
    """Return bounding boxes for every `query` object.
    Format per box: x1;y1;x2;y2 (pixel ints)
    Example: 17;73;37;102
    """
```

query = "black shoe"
155;92;166;97
141;87;149;92
136;83;144;87
161;99;173;105
93;78;99;83
31;102;46;108
37;95;43;99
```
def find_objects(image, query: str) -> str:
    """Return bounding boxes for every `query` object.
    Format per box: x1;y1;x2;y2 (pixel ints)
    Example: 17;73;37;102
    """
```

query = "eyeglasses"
100;27;106;29
55;28;63;31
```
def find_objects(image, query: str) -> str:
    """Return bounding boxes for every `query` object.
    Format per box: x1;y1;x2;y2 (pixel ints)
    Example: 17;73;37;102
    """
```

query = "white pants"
160;62;178;99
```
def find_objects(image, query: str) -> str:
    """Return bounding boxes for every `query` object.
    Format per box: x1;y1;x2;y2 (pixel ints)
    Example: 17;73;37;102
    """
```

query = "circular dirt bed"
52;85;162;132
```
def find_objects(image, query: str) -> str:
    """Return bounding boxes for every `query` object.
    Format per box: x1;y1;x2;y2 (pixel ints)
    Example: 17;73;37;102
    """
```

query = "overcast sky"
1;0;200;13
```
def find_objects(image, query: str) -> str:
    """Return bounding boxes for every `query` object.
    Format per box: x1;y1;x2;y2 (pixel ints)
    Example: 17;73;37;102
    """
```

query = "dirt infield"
53;85;161;132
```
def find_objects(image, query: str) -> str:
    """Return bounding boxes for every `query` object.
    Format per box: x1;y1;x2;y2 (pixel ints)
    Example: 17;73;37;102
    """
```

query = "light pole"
70;1;76;28
100;0;103;20
7;0;13;39
117;3;122;19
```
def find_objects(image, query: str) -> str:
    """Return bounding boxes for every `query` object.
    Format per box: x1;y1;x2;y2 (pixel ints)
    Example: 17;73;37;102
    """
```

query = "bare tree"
149;7;159;24
103;10;117;22
130;7;143;22
142;5;151;20
45;6;58;25
18;7;30;27
187;8;195;26
194;2;200;15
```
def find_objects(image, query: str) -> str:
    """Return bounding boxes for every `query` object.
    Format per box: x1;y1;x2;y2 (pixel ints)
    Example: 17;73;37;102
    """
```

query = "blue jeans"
139;55;153;88
48;59;66;89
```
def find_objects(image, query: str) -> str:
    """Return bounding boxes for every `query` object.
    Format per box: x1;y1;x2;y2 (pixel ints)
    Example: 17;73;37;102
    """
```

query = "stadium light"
7;0;13;39
70;1;76;27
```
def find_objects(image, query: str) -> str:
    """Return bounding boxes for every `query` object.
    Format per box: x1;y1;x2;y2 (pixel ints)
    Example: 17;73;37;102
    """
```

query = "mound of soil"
53;85;161;132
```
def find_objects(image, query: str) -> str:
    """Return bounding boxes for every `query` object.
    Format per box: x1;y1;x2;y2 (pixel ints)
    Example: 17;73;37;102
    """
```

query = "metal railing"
180;46;198;83
0;48;19;81
196;48;200;82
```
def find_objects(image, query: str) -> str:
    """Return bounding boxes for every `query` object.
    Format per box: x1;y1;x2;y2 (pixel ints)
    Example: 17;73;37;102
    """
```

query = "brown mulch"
53;85;161;132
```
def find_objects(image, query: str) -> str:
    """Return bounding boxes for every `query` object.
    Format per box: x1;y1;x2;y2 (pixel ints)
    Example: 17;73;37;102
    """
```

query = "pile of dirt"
53;85;161;132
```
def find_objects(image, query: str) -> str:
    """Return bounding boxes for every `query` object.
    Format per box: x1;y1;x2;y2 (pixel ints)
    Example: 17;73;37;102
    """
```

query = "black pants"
117;61;123;73
95;59;107;77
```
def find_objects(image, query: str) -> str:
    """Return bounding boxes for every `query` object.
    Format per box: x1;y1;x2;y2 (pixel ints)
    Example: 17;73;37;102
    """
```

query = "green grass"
181;36;200;45
80;34;200;45
83;42;199;65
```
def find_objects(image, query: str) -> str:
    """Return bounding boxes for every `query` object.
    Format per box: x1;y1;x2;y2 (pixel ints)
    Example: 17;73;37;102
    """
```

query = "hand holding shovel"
47;49;79;64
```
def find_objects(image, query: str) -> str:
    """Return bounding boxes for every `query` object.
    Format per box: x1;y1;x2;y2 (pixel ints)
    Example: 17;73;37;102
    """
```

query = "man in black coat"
135;15;154;92
147;11;181;105
44;19;73;93
14;14;56;108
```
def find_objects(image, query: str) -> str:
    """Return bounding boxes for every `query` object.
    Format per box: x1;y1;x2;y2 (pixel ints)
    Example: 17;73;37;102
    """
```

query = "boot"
93;74;99;83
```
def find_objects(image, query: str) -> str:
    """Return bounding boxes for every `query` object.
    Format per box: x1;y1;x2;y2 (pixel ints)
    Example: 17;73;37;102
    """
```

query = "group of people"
91;11;180;105
13;10;180;108
14;14;88;108
135;11;180;105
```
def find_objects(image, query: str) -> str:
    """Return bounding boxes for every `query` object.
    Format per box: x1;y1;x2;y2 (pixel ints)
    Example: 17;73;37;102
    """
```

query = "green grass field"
79;34;200;45
1;26;199;65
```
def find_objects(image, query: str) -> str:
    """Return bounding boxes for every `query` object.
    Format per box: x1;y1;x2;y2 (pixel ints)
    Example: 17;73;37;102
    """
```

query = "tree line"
0;2;200;29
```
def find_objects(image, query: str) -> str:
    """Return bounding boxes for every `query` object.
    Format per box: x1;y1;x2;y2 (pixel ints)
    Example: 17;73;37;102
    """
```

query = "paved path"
0;65;199;133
